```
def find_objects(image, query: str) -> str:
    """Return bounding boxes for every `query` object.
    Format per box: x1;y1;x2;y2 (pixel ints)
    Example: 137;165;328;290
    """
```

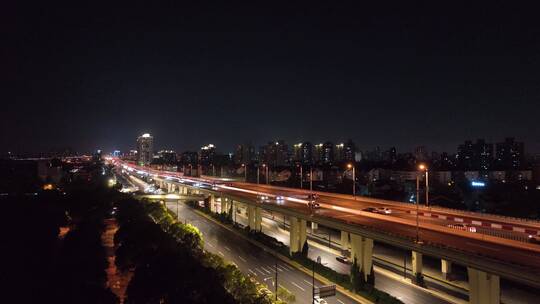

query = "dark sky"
3;2;540;155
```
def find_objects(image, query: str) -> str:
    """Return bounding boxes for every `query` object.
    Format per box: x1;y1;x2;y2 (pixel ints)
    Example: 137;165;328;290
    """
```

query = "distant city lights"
471;181;486;187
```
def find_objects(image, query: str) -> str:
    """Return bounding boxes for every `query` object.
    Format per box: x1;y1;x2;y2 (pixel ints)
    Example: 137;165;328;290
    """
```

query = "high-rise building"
457;140;474;169
334;143;344;162
313;143;324;164
474;139;493;171
199;144;216;166
137;133;154;165
495;137;524;169
321;142;334;164
292;142;313;165
157;150;177;164
457;139;493;170
343;139;356;162
234;143;255;165
293;143;303;162
262;140;289;167
179;151;198;165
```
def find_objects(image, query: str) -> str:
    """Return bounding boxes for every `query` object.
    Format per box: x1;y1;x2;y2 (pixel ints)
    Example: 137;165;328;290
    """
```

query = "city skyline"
4;3;540;154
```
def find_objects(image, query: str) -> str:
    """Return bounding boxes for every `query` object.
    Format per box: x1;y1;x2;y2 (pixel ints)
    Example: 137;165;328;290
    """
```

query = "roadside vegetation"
187;199;403;304
3;161;119;304
114;197;284;303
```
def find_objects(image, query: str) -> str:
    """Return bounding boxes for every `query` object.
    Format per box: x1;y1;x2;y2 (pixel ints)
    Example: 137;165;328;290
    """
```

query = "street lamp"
242;163;247;182
262;164;269;185
347;163;356;198
415;164;428;244
257;165;260;184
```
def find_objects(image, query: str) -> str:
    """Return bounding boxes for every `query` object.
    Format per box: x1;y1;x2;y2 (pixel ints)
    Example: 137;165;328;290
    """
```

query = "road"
164;200;451;304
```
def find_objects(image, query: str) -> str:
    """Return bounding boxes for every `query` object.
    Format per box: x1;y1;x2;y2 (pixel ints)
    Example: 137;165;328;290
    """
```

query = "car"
276;195;285;202
336;256;352;264
528;235;540;244
447;223;477;233
363;207;392;214
257;194;270;202
308;201;320;209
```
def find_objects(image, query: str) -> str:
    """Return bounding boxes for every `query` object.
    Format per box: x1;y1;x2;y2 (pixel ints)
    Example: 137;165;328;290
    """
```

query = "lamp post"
257;165;260;184
416;164;427;244
263;164;269;185
347;163;356;198
242;164;247;182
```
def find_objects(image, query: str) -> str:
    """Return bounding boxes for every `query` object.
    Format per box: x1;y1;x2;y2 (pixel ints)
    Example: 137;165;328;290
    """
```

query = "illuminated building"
137;133;153;165
199;144;216;166
234;143;255;165
495;137;524;169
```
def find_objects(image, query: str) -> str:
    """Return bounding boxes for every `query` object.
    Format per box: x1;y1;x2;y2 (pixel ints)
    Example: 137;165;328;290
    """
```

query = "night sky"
4;2;540;154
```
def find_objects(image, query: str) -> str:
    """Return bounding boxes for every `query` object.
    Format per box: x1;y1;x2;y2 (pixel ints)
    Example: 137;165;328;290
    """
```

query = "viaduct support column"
441;259;452;280
467;268;500;304
220;197;227;215
209;195;216;213
412;251;424;285
341;231;349;252
349;234;374;282
299;219;307;251
311;222;318;231
255;207;262;232
247;205;256;231
289;217;300;255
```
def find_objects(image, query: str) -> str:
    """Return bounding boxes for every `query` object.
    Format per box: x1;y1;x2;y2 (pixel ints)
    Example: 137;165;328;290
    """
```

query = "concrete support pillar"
350;234;363;263
299;219;307;250
247;205;260;231
441;259;452;280
311;222;318;231
220;197;227;214
349;234;374;280
210;195;217;213
255;207;262;231
361;238;373;281
289;217;300;255
467;268;500;304
412;251;423;284
341;231;349;251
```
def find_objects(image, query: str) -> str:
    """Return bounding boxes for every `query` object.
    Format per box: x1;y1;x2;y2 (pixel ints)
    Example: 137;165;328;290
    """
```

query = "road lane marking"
303;279;313;286
224;246;231;251
256;268;266;275
280;263;293;270
291;281;305;291
218;251;225;256
337;299;345;304
238;256;247;262
248;269;257;276
206;242;214;248
261;266;272;274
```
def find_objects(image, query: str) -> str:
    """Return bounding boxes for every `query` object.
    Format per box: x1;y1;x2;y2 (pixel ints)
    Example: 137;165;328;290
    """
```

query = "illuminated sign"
471;181;486;187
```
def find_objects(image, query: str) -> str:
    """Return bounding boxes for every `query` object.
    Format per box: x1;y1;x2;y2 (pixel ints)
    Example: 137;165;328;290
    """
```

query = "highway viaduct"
119;162;540;304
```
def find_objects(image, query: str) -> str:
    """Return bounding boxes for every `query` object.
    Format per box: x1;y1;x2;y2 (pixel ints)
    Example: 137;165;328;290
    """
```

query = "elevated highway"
111;159;540;303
